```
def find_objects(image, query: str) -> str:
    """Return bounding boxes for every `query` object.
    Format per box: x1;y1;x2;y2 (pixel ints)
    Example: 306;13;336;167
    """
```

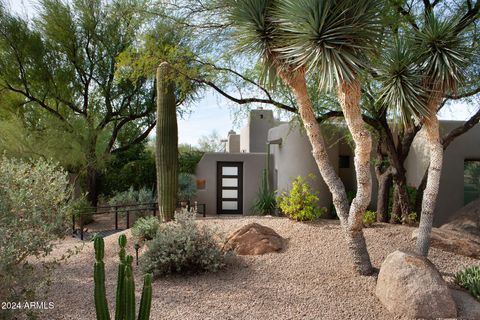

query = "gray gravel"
37;216;480;320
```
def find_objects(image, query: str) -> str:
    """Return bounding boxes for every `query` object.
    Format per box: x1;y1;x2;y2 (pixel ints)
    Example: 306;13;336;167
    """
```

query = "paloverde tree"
226;0;382;275
0;0;156;206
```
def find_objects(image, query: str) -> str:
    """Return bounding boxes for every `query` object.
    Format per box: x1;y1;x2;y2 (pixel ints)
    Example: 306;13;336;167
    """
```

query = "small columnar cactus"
93;235;153;320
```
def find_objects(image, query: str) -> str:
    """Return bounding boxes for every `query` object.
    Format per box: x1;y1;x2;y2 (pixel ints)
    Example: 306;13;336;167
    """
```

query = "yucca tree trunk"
337;80;373;275
155;62;178;222
284;71;372;275
416;97;443;256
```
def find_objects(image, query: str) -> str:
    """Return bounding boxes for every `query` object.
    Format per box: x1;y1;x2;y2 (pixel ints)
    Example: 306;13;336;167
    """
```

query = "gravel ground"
35;216;479;320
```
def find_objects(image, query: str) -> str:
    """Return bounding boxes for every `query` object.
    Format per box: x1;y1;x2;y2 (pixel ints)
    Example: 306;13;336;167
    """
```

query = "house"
194;108;480;226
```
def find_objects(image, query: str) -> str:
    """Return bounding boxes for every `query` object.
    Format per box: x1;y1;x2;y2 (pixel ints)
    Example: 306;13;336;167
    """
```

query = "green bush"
132;216;161;243
0;156;73;312
178;172;197;202
252;169;276;215
277;174;325;221
140;210;229;277
72;195;94;225
362;210;377;227
455;266;480;300
405;211;419;225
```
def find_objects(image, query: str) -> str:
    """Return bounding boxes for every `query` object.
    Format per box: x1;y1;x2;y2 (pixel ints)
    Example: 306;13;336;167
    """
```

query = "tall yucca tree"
414;14;469;256
226;0;382;275
376;14;469;256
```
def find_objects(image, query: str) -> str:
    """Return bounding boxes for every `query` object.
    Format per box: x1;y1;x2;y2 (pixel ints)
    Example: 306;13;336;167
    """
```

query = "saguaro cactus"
93;235;153;320
155;61;179;222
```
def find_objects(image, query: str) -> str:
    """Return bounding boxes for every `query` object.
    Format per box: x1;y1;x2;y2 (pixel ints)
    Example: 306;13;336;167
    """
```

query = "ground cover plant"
455;266;480;300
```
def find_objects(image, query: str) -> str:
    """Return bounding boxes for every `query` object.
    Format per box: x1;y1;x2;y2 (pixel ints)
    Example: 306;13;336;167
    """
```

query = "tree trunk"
376;171;392;222
86;133;99;207
337;80;374;276
394;176;412;221
416;97;443;256
284;71;372;275
155;62;178;222
390;186;401;223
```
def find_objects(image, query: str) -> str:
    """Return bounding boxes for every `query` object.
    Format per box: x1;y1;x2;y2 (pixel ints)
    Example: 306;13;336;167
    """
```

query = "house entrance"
217;162;243;214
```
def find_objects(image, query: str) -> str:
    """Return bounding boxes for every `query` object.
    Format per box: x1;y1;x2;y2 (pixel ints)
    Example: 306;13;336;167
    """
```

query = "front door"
217;162;243;214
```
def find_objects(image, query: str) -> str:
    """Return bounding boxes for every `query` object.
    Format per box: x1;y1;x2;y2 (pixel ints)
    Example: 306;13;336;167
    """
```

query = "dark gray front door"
217;162;243;214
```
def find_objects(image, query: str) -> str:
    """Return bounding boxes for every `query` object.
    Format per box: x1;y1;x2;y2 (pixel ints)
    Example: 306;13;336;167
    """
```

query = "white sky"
7;0;476;146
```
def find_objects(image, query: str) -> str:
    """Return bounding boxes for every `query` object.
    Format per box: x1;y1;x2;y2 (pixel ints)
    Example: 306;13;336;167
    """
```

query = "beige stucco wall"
194;153;272;215
405;120;480;226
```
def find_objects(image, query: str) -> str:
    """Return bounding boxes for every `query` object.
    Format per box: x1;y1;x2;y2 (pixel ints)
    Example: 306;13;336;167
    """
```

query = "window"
339;155;350;169
464;160;480;205
260;114;264;119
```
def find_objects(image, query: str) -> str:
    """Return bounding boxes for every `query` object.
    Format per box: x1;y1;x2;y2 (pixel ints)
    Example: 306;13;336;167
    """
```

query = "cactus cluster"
155;61;178;222
455;266;480;300
93;235;153;320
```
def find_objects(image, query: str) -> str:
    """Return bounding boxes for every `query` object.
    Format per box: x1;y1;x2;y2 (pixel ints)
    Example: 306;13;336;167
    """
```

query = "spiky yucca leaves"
455;266;480;300
417;13;469;94
376;37;429;126
273;0;383;90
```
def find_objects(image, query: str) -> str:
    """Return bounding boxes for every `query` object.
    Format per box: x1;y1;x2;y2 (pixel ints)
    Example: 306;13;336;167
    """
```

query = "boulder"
411;228;480;258
376;250;456;319
441;198;480;237
223;223;284;255
451;289;480;320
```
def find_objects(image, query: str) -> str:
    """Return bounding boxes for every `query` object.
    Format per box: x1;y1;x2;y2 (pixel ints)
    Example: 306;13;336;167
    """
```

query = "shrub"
140;210;228;277
72;195;94;225
362;210;377;227
252;169;276;215
132;216;161;243
277;174;325;221
405;211;419;225
178;172;197;202
0;156;73;312
455;266;480;300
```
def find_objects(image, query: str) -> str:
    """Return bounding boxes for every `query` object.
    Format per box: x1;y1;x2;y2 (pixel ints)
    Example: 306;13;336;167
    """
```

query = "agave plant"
226;0;382;275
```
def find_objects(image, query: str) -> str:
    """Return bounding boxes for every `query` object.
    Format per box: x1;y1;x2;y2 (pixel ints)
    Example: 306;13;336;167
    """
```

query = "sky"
7;0;477;147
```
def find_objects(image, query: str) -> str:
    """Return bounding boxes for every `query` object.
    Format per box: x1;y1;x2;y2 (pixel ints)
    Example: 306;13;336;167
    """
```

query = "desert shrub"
0;156;73;313
405;211;419;225
141;210;228;277
178;173;197;202
455;266;480;300
252;169;276;215
108;186;155;210
362;210;377;227
277;174;325;221
132;216;161;243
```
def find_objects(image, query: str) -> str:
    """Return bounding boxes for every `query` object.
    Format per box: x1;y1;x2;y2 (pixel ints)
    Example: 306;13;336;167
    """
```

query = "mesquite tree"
155;62;179;222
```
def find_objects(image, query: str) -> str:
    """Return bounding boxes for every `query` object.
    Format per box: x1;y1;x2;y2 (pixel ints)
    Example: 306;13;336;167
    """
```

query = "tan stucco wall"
405;120;480;226
194;153;271;215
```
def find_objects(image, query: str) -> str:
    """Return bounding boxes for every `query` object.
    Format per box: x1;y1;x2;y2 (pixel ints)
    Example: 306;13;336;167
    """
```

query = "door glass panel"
222;166;238;176
222;189;238;199
222;201;238;210
222;178;238;187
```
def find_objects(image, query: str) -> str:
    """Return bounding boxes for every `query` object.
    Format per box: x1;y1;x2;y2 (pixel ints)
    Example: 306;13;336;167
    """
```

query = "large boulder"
223;223;284;255
451;289;480;320
376;250;456;319
411;228;480;258
441;198;480;237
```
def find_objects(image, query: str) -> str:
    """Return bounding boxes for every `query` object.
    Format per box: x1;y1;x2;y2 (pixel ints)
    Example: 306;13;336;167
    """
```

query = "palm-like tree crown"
416;13;469;95
226;0;383;89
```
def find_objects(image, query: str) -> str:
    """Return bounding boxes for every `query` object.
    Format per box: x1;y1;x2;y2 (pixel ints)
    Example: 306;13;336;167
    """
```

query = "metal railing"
72;201;206;240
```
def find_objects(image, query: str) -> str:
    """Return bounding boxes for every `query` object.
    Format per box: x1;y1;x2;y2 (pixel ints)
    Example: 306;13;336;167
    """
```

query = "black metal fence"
72;202;206;240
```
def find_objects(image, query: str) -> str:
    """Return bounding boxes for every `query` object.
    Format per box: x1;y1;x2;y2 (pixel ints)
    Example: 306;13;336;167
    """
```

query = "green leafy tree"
0;1;160;206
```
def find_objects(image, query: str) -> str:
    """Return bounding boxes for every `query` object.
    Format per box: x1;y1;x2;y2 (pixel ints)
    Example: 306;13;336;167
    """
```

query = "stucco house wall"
405;120;480;226
194;153;272;215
